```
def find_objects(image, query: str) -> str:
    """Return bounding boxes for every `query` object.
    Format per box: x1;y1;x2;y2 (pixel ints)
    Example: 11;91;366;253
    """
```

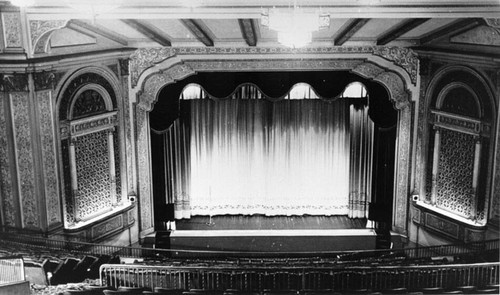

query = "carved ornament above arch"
29;19;68;55
130;46;418;88
137;58;411;112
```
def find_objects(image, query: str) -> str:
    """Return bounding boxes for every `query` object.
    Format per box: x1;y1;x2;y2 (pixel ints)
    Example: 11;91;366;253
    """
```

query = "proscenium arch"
134;58;413;237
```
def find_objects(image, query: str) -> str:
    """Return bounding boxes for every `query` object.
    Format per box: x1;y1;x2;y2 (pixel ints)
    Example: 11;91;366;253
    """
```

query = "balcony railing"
99;262;500;292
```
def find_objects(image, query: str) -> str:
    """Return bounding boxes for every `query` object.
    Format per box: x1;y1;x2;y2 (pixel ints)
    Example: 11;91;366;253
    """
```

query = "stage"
153;215;378;257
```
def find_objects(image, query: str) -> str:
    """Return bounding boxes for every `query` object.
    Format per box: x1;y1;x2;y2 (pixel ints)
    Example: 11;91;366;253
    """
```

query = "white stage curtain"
348;105;374;218
167;83;373;218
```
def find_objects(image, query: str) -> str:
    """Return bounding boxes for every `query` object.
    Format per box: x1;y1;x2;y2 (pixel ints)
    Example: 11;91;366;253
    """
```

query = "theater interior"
0;0;498;294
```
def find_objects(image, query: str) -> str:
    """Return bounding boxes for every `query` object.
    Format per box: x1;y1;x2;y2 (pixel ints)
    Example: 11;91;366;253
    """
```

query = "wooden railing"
99;262;500;292
0;256;24;285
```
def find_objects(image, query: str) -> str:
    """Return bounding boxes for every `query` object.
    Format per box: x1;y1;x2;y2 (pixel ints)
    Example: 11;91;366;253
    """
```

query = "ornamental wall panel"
74;130;111;220
0;93;17;227
37;90;62;227
436;129;475;217
11;93;39;229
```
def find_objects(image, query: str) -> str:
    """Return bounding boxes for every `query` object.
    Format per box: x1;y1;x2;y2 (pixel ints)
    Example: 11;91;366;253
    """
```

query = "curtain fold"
164;84;374;219
348;105;374;218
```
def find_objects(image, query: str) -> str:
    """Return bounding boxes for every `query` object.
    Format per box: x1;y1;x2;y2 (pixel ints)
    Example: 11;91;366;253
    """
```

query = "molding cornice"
129;46;418;88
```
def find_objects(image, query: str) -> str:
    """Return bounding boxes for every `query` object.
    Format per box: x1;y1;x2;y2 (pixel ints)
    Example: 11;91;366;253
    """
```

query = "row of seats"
63;285;500;295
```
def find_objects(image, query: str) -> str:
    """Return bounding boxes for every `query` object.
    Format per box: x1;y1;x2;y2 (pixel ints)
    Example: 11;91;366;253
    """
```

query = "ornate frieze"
431;110;488;136
11;93;39;229
70;111;117;137
37;91;61;227
0;74;29;92
374;71;411;110
2;13;23;48
130;46;418;88
29;20;67;54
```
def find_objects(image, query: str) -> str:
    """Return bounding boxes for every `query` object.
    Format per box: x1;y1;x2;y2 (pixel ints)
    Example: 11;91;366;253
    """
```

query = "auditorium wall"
0;7;498;248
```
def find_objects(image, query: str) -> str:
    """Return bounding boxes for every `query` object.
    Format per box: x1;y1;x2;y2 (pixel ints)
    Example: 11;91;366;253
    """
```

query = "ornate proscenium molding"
129;46;419;88
29;20;68;54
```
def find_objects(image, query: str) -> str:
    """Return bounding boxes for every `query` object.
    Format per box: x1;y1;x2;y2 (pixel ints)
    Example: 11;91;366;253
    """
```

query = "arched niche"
415;64;497;242
134;57;413;237
55;66;132;235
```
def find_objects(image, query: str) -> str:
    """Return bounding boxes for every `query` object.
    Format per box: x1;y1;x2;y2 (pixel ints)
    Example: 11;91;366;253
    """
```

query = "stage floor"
157;215;373;257
174;215;367;230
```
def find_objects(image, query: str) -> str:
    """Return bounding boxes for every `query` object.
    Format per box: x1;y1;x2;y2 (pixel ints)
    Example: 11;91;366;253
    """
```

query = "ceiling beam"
419;18;483;44
181;19;214;47
334;18;370;46
238;19;257;46
68;19;128;46
377;18;430;45
121;19;172;46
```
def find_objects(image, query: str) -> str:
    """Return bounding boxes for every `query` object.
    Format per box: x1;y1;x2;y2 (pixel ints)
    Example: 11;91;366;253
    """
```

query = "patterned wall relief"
37;91;61;227
0;94;17;227
436;130;476;218
29;20;67;54
60;73;117;121
72;89;107;119
114;132;122;204
61;139;74;225
393;105;412;234
11;93;39;229
74;131;112;221
1;13;22;48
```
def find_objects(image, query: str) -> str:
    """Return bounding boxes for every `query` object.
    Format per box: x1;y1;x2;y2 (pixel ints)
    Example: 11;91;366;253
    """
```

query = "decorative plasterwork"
37;91;61;227
29;20;68;54
2;13;22;48
352;62;410;110
34;71;65;91
485;18;500;28
0;74;29;92
0;94;17;227
11;93;39;229
69;111;118;137
129;46;418;88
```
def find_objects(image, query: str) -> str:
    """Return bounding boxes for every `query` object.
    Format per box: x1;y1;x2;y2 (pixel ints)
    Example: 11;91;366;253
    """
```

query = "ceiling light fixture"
261;3;330;48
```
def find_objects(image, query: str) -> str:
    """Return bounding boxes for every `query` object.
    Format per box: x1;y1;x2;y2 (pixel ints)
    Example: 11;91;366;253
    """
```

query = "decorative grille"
436;129;475;217
74;131;111;220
